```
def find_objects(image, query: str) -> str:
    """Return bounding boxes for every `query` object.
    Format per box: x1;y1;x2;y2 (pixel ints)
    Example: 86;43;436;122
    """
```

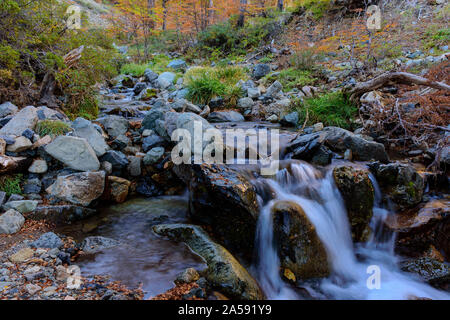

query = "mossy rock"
333;165;374;242
272;201;330;280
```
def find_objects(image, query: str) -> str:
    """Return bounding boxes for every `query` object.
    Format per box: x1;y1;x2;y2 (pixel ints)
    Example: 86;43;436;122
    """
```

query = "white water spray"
254;161;450;300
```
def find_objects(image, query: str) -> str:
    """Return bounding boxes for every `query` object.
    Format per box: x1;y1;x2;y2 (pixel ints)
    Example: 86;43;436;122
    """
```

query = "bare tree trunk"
162;0;168;31
237;0;247;28
277;0;284;11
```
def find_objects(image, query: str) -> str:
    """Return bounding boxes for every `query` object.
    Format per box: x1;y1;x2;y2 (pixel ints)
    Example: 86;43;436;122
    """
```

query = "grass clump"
184;66;247;105
35;120;71;137
120;63;150;77
263;68;316;92
295;0;331;20
292;91;357;130
0;174;23;196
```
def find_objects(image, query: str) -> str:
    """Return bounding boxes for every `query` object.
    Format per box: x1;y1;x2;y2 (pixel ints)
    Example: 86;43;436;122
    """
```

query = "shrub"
0;174;23;196
292;91;357;130
295;0;332;19
290;49;319;72
35;120;71;137
185;66;246;105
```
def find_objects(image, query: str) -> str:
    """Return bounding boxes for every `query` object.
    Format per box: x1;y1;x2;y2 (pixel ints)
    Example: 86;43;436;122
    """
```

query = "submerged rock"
153;223;263;300
81;236;120;254
369;162;424;210
333;165;374;242
173;164;259;255
272;201;329;280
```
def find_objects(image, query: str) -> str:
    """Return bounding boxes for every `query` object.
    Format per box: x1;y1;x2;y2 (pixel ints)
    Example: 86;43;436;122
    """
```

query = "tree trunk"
277;0;284;11
237;0;247;28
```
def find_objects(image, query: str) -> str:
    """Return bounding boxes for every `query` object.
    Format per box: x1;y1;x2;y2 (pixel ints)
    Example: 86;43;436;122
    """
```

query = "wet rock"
272;201;329;280
31;232;63;249
0;209;25;234
173;164;259;255
142;133;166;152
6;136;32;153
333;165;375;242
28;159;48;174
3;200;38;213
175;268;200;285
45;136;100;171
369;162;424;209
97;115;129;139
133;82;147;95
280;112;299;127
30;205;97;225
81;236;120;254
0;102;18;118
107;176;131;203
0;106;38;137
72;117;109;157
385;199;449;260
207;111;245;123
46;171;105;207
252;64;271;80
153;224;263;300
400;257;450;289
287;127;389;163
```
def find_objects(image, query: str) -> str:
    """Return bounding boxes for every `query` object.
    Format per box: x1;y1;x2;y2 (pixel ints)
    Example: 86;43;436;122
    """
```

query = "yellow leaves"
283;268;296;283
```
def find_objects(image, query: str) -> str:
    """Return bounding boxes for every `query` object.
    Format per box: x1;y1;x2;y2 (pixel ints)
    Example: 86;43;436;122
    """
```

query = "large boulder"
71;117;109;157
272;201;329;280
287;126;389;163
385;199;449;260
96;115;129;139
252;64;271;80
369;162;424;209
0;106;38;136
173;164;259;255
45;136;100;171
153;224;263;300
46;171;105;207
0;209;25;234
333;165;375;242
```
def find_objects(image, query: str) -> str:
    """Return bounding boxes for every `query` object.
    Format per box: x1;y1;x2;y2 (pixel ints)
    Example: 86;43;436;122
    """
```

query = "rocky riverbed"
0;56;449;300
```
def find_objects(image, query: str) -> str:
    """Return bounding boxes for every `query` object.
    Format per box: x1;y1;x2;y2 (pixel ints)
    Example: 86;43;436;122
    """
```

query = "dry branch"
347;71;450;101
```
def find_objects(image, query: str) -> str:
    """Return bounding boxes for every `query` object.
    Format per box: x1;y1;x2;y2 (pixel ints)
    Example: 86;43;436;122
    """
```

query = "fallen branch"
346;71;450;102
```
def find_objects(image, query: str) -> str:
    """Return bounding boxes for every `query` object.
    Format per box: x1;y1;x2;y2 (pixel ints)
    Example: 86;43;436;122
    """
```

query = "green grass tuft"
0;174;23;196
36;120;71;137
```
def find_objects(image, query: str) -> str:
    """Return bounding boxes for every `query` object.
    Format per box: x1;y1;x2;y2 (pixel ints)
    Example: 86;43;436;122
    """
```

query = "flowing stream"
252;161;450;300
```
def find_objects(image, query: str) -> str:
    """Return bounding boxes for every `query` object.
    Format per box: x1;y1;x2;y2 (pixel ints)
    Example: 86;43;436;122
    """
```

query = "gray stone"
133;82;147;95
167;59;187;71
280;112;299;127
100;150;129;171
157;72;176;89
142;106;170;131
208;111;245;123
265;81;283;98
0;106;38;136
0;209;25;234
144;69;159;82
175;268;200;285
28;159;48;174
143;147;165;166
247;87;261;99
31;232;63;249
237;97;254;109
142;134;166;152
127;156;141;177
0;102;18;118
45;136;100;171
0;191;6;206
82;236;120;254
171;99;202;114
72;117;109;157
153;224;263;300
3;200;38;213
252;64;271;79
96;115;129;139
46;171;105;207
6;136;32;153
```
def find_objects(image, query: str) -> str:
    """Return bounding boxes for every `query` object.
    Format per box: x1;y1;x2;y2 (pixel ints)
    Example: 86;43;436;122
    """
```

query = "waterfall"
253;161;450;300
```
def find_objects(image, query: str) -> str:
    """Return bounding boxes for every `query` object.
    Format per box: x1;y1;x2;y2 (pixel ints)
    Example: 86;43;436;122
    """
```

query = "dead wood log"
346;71;450;102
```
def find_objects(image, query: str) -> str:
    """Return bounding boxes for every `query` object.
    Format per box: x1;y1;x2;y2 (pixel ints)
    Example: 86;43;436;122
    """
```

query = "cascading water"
253;161;450;300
